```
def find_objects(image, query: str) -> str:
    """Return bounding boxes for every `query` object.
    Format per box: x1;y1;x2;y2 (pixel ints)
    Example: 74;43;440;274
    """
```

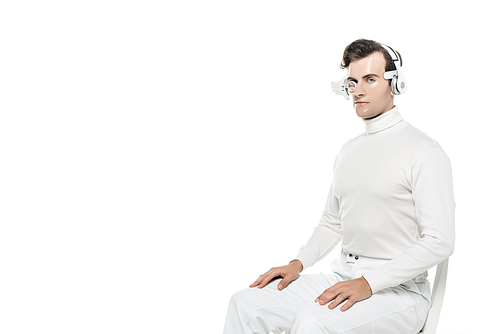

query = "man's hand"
315;276;372;312
250;260;303;290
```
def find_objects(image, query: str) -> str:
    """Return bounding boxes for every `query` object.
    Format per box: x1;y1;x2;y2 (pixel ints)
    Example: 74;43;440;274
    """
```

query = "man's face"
347;52;394;120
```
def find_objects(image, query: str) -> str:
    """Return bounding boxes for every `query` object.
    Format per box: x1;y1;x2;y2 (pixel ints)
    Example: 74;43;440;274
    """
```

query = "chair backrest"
418;258;449;334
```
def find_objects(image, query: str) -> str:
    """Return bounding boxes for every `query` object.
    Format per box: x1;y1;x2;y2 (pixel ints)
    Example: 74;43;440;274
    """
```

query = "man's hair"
340;39;402;72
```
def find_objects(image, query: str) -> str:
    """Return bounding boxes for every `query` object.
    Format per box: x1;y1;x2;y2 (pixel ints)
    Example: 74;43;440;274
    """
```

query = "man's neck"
362;104;395;120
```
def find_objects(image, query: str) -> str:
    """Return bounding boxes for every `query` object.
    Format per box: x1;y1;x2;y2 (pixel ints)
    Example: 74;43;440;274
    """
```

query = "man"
223;39;455;334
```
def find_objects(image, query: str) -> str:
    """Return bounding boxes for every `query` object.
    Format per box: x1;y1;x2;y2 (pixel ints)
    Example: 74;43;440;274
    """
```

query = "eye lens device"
347;81;357;94
331;77;357;100
331;77;349;100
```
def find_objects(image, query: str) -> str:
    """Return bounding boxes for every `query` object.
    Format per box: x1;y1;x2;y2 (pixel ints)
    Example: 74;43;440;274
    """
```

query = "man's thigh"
232;273;338;332
292;285;430;334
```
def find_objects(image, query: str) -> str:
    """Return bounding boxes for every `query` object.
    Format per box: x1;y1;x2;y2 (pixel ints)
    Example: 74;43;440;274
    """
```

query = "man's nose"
354;81;365;97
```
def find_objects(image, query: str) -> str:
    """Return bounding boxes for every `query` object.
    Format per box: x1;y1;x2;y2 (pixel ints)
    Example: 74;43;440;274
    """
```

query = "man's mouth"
355;101;369;105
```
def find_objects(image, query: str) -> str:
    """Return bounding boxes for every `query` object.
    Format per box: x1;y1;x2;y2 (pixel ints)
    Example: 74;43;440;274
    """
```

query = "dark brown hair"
340;39;402;72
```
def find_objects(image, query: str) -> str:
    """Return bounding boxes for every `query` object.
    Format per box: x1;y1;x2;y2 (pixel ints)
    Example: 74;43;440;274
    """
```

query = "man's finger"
316;293;334;305
316;285;340;305
250;267;278;287
257;271;280;289
249;278;261;288
249;274;265;287
328;292;347;310
340;299;355;312
278;276;292;290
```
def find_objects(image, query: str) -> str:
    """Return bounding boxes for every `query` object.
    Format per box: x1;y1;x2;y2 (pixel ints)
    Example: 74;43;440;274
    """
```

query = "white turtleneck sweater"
295;106;455;294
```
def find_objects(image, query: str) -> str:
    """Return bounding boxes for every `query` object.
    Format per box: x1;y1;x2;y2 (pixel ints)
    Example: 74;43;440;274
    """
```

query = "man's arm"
363;148;455;293
293;182;343;269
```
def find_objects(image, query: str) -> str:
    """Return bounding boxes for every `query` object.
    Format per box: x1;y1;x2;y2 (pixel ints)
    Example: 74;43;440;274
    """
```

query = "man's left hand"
315;277;372;312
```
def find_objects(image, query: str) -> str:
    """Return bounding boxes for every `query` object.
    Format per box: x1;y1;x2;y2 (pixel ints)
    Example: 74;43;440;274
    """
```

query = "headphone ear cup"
391;76;400;95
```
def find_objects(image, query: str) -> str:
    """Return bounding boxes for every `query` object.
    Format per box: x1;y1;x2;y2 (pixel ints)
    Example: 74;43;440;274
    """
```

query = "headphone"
331;44;407;99
381;45;407;95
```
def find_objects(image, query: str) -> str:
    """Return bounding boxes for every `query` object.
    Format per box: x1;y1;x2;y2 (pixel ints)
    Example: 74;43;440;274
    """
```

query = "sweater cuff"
362;266;393;294
293;249;317;270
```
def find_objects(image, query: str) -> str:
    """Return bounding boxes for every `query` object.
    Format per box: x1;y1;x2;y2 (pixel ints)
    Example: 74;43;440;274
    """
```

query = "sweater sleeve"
362;148;455;293
294;182;343;269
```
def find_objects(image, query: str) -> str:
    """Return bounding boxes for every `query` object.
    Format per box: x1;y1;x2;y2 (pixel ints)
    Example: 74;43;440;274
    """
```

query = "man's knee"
293;307;322;327
227;287;283;334
229;287;262;313
230;280;281;308
292;306;342;334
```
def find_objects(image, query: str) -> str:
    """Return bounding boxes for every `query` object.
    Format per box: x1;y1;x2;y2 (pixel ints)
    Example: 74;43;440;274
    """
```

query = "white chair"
419;258;449;334
282;258;449;334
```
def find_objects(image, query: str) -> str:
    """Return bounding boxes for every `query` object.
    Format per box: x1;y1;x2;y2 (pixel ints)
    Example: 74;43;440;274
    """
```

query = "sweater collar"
363;106;403;134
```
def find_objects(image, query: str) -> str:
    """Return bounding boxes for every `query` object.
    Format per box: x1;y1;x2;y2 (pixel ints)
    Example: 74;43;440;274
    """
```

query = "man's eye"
367;78;375;83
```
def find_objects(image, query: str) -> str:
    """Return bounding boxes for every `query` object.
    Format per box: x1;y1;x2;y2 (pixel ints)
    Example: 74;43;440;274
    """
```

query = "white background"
0;1;497;333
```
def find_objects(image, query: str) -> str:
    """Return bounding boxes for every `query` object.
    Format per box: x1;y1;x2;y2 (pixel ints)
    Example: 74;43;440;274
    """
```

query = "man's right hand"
249;260;303;291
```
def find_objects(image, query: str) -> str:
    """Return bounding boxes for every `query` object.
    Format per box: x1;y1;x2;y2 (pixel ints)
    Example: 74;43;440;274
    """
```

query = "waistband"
340;249;392;268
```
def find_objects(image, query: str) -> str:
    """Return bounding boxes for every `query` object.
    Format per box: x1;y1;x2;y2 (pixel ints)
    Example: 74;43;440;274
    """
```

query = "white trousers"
224;250;431;334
